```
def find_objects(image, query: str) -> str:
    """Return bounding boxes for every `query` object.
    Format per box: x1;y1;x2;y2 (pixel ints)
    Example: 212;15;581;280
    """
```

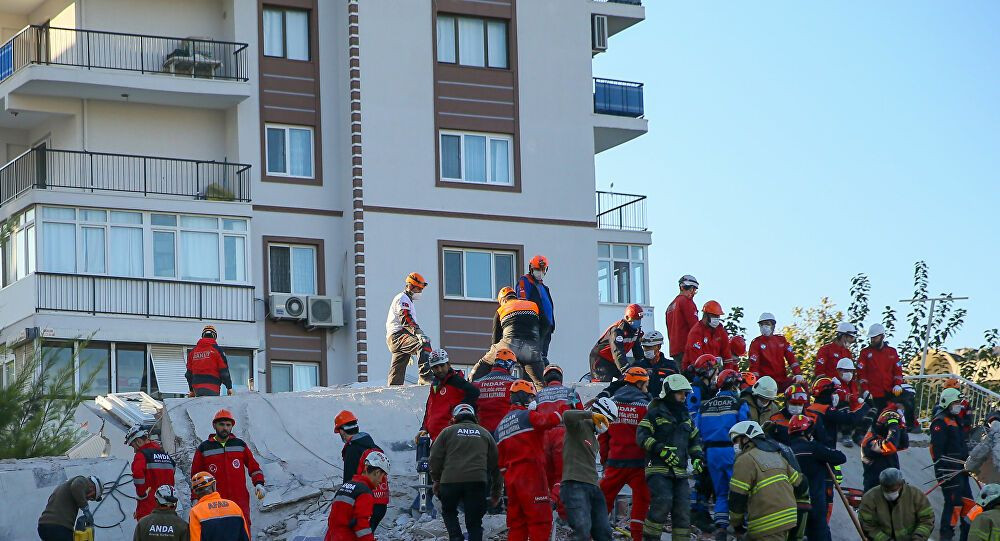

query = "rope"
91;460;139;529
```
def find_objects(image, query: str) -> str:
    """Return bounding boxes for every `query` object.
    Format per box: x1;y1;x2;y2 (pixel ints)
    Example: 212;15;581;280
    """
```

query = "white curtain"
224;236;246;282
82;227;105;273
293;364;319;391
487;20;507;68
490;139;510;184
291;246;315;294
286;10;309;61
465;251;492;299
180;231;219;281
289;128;313;177
464;135;486;182
109;227;142;277
437;16;456;63
42;222;75;273
458;17;485;67
263;9;284;57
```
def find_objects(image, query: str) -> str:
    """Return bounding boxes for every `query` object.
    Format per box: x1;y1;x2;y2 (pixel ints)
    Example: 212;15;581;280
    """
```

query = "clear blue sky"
594;2;1000;348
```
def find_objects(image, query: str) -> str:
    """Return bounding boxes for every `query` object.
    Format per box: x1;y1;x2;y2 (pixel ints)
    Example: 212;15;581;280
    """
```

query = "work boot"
692;510;715;532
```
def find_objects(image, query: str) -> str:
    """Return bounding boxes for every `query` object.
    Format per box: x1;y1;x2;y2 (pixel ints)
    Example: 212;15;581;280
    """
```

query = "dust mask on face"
884;490;900;502
831;394;840;408
412;291;422;301
788;405;804;415
760;324;773;337
532;270;545;280
839;371;854;383
708;317;721;328
644;349;656;360
950;404;964;416
733;443;742;455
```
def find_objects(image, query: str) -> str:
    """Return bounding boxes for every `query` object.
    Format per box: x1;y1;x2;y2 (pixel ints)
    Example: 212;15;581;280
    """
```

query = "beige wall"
85;101;227;160
0;13;28;41
82;0;227;39
29;0;75;27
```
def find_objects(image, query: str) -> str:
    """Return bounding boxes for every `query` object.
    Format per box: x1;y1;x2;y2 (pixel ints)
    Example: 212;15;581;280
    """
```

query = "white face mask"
733;443;742;455
884;490;901;502
950;404;964;416
644;348;656;360
839;371;854;383
831;394;840;407
760;324;773;337
788;405;804;415
532;270;545;280
412;291;422;301
708;317;721;328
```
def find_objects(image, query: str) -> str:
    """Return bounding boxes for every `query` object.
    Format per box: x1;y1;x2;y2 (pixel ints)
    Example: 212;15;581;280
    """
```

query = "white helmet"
729;421;764;442
642;330;664;346
679;275;699;288
124;425;149;446
592;396;619;421
867;323;886;338
89;476;103;501
836;321;858;335
977;484;1000;508
758;312;776;323
751;376;778;400
661;374;693;398
364;451;391;474
451;403;476;418
836;358;856;371
428;349;449;368
154;485;178;506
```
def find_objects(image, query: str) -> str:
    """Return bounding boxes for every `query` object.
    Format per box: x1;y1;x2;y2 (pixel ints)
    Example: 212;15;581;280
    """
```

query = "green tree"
780;297;844;382
723;305;746;338
960;329;1000;386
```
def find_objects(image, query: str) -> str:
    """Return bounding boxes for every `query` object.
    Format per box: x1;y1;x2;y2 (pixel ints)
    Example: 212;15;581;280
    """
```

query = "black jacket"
341;432;382;484
789;436;846;513
930;411;969;465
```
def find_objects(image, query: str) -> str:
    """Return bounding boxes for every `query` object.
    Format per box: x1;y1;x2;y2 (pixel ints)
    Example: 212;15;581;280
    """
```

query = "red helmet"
811;377;835;397
334;410;358;431
213;409;235;426
788;414;814;435
702;300;724;316
529;255;549;271
624;366;650;385
740;371;758;389
715;369;742;390
785;385;809;405
624;303;644;320
729;336;747;357
693;354;718;375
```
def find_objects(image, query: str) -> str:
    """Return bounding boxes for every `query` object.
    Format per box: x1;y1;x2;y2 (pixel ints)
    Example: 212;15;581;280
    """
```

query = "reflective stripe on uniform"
730;477;751;493
133;478;145;485
355;528;372;536
146;463;174;470
747;506;797;534
334;494;356;505
751;473;791;495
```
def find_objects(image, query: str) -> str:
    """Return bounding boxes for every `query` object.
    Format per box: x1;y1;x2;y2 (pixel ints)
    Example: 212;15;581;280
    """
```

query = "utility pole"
898;295;969;375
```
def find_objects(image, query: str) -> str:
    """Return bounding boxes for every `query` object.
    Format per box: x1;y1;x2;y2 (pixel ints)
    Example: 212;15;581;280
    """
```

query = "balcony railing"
597;190;647;231
0;148;251;206
0;25;249;84
37;272;255;322
593;0;642;4
594;77;644;118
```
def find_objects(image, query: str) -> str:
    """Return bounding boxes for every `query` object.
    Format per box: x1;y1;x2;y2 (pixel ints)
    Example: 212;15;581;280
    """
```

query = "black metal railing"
596;190;647;231
593;0;642;4
594;77;644;117
37;272;255;322
0;25;249;84
0;147;251;206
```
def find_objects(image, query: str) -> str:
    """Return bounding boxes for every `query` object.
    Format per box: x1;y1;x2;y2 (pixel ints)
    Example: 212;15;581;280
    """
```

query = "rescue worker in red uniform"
814;321;858;380
536;364;583;515
858;323;904;414
748;312;804;390
473;349;518;433
416;349;480;441
185;325;233;397
665;275;699;365
191;409;266;529
473;287;545;386
126;425;176;520
325;451;390;541
683;300;730;373
334;411;389;532
589;303;645;382
727;335;746;371
599;367;652;541
495;380;566;541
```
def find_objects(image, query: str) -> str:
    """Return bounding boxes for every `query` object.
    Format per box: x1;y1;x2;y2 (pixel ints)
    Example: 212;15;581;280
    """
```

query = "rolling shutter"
150;345;188;395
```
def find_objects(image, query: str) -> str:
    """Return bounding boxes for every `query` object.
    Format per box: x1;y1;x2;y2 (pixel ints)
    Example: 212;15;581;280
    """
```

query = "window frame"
267;243;318;296
438;130;514;186
265;124;316;179
1;208;35;288
597;242;648;305
435;14;509;69
270;361;320;393
262;6;311;61
441;247;516;301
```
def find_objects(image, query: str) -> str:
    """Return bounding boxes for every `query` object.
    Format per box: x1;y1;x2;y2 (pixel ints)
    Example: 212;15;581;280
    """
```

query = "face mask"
883;490;901;502
760;324;773;337
733;443;742;455
831;394;840;408
630;320;641;330
708;317;721;328
788;405;804;415
532;270;545;280
644;348;656;360
839;372;854;383
950;404;964;416
412;292;422;301
756;398;771;409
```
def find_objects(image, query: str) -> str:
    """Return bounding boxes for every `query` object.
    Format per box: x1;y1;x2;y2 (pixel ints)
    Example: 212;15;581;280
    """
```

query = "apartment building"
0;0;650;397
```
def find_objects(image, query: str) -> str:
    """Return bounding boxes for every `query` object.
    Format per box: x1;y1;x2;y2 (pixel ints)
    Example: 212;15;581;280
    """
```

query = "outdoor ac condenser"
307;295;344;328
592;15;609;53
269;293;307;320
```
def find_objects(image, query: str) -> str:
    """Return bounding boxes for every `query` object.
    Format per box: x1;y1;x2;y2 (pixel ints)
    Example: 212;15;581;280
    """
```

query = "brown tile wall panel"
436;0;512;18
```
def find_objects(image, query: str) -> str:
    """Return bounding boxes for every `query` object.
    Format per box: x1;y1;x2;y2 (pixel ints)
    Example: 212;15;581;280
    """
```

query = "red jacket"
591;320;644;369
748;335;800;381
185;338;232;396
495;406;563;472
131;441;176;519
420;369;479;440
536;382;583;417
356;448;390;505
665;294;698;357
857;344;903;399
473;367;517;433
191;434;264;526
325;474;376;541
815;342;853;380
683;322;731;372
598;384;649;468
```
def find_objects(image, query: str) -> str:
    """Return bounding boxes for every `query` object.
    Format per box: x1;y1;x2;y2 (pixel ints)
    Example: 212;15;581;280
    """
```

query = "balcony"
36;272;255;322
591;0;645;38
0;26;251;114
593;78;648;153
0;147;251;207
596;190;647;231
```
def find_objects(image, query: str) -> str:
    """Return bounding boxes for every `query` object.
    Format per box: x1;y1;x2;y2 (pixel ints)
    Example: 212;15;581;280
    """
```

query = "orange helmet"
497;286;516;303
529;255;549;271
788;414;814;435
495;348;516;363
693;354;718;375
406;272;428;289
510;380;536;394
334;410;358;431
702;300;724;316
623;366;649;385
213;409;235;426
543;365;564;382
191;471;216;492
716;369;742;390
624;303;644;320
729;336;746;357
944;378;961;389
741;371;758;388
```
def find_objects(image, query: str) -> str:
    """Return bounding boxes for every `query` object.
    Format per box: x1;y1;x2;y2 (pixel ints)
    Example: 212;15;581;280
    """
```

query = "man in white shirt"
386;272;433;385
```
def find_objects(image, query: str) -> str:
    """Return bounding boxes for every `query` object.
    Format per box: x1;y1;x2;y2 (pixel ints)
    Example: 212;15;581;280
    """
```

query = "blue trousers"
707;446;735;527
561;480;612;541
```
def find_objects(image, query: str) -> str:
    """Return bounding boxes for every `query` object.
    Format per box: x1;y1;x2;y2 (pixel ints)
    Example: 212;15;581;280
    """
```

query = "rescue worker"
966;412;1000;484
191;409;265;529
728;335;747;371
697;369;750;540
429;404;501;541
416;349;480;441
787;414;846;541
334;410;389;532
185;325;233;397
861;406;910;491
37;475;102;541
495;380;566;541
324;452;390;541
189;472;250;541
133;485;189;541
858;468;935;541
472;350;518;432
931;387;974;541
636;374;705;541
386;272;432;385
748;313;803;391
127;425;176;520
683;300;731;373
742;376;781;427
728;420;808;541
858;323;904;414
807;377;854;449
634;330;679;398
688;353;720;418
563;397;620;541
598;367;652;541
767;384;826;445
665;274;699;366
833;357;869;447
517;255;555;363
589;303;645;382
475;287;545;387
970;484;1000;539
814;321;858;380
536;364;583;513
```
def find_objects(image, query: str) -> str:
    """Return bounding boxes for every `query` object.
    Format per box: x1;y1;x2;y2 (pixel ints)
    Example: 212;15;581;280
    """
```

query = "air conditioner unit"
269;294;307;320
592;15;609;53
307;295;344;328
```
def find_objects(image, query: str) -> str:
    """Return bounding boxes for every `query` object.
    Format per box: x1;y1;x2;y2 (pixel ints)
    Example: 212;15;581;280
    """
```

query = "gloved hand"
860;390;872;401
414;430;428;444
792;374;806;384
227;389;234;396
187;391;195;398
418;334;430;345
831;393;840;408
659;447;679;467
527;400;538;411
81;507;94;527
255;485;266;500
832;465;843;484
692;458;704;474
831;377;841;386
892;385;903;396
592;413;609;434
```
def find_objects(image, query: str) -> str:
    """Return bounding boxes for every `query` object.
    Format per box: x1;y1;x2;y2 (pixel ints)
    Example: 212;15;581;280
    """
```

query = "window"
442;248;515;300
598;243;646;304
2;208;35;286
115;346;148;393
269;244;317;295
41;342;74;392
271;361;319;393
79;344;110;397
266;124;314;178
227;351;253;392
440;131;513;185
263;7;310;60
436;15;509;69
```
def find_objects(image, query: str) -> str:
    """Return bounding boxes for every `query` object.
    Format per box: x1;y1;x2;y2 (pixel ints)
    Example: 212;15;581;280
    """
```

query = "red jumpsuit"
589;320;644;382
131;441;176;519
191;434;265;528
857;344;903;399
420;369;479;440
747;334;801;390
496;405;564;541
473;367;517;433
683;321;731;372
325;474;376;541
598;384;650;541
536;381;583;516
665;294;698;357
814;341;853;380
185;337;232;396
